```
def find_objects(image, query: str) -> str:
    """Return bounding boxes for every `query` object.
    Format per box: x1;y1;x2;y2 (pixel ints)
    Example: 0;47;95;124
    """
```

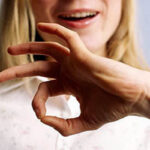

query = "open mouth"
58;12;98;21
57;10;100;28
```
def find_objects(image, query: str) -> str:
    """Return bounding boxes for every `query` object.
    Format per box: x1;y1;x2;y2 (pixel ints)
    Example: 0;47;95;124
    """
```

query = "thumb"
40;116;88;136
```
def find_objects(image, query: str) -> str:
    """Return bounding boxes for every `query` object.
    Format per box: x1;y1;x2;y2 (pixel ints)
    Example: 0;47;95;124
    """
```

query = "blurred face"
31;0;122;56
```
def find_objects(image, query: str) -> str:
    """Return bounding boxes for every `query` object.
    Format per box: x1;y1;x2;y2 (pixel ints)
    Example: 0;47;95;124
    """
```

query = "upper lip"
56;8;100;17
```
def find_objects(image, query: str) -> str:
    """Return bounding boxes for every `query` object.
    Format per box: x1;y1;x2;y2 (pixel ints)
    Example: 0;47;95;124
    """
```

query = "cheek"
31;0;57;23
81;0;122;52
101;0;122;42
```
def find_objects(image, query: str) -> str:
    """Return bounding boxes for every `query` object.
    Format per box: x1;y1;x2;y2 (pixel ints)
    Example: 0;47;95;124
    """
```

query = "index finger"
37;23;87;53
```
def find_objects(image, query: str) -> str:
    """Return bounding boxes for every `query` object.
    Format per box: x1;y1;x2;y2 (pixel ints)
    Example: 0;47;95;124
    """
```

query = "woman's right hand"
0;23;150;136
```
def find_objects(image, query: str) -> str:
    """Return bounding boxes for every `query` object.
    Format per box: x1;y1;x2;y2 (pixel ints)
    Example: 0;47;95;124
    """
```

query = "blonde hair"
0;0;149;71
0;0;35;71
107;0;149;70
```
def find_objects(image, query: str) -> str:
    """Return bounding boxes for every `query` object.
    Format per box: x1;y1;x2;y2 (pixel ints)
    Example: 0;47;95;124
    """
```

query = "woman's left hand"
0;23;150;136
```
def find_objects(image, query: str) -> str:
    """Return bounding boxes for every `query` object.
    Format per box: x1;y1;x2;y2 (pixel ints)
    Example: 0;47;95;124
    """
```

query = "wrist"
130;71;150;119
131;98;150;119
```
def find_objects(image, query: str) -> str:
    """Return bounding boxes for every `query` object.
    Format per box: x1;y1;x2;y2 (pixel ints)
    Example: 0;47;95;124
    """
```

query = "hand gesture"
0;23;150;136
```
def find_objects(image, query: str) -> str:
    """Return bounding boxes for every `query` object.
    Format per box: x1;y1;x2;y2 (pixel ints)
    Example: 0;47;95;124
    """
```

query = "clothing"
0;77;150;150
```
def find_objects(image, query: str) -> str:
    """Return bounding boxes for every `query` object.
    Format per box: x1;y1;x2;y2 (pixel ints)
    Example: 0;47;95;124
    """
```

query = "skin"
0;0;150;136
30;0;122;56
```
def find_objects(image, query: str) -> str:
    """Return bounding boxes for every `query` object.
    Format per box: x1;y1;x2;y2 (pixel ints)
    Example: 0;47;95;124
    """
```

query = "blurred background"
137;0;150;65
0;0;150;64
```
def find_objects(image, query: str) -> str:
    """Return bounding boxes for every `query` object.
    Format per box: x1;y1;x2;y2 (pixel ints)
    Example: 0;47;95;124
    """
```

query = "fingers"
32;80;68;119
0;61;60;82
41;116;88;136
8;42;70;63
37;23;87;53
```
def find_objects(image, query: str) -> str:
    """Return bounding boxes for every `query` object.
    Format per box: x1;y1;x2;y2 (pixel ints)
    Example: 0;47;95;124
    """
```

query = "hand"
0;23;150;136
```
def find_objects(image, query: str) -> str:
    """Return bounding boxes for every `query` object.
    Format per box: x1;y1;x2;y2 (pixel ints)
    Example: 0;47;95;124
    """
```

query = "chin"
80;36;105;54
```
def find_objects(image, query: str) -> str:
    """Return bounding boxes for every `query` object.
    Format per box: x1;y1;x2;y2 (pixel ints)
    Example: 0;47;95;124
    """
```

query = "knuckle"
27;43;38;53
32;100;40;110
54;23;61;29
58;119;73;137
12;68;20;78
26;43;33;53
66;31;78;40
66;119;73;129
32;91;45;110
60;130;70;137
55;27;61;34
61;119;72;136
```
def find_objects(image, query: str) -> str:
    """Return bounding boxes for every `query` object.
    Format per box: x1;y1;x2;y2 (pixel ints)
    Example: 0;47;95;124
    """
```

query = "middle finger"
8;42;70;63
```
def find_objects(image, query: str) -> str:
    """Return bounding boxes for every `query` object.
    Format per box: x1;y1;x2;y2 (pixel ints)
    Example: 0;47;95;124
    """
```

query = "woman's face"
31;0;122;56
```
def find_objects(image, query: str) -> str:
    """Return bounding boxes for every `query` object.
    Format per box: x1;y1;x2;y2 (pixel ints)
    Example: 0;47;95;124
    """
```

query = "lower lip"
58;14;99;29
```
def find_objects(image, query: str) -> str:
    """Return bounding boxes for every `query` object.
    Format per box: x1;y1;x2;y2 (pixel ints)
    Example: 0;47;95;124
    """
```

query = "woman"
0;0;150;149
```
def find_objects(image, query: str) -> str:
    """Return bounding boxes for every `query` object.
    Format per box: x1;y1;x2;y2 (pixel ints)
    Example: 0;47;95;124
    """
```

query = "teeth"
60;12;97;18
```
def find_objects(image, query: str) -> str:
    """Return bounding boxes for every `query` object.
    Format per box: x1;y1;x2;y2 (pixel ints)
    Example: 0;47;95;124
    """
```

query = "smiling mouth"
57;9;100;28
58;12;98;21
